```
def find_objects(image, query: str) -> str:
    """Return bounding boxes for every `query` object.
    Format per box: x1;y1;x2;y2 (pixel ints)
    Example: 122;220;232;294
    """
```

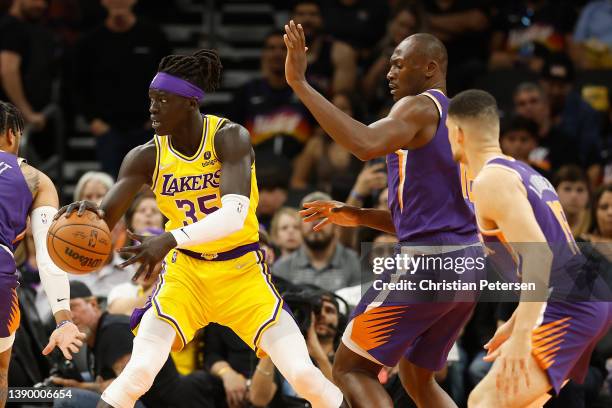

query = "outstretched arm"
284;21;432;160
25;165;86;359
300;201;395;235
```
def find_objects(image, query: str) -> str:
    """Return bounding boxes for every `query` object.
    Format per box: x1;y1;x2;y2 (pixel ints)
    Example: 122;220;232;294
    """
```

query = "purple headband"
149;72;205;101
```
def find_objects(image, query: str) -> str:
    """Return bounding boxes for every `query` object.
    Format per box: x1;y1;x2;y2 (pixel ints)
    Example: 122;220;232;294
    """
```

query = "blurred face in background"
293;2;323;41
70;297;99;337
557;181;589;218
540;79;571;114
596;191;612;238
17;0;46;21
500;129;537;162
131;197;163;232
315;297;339;339
302;218;335;251
390;10;418;46
80;180;109;205
262;35;287;77
274;213;303;253
514;89;548;127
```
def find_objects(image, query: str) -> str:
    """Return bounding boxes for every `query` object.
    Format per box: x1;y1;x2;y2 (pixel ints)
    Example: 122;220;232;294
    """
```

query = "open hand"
283;20;308;87
299;200;361;231
119;230;176;282
43;321;85;360
485;335;532;398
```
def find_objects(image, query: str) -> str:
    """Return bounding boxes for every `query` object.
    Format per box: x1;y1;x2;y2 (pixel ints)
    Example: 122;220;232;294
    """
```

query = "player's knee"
287;364;323;395
119;360;157;398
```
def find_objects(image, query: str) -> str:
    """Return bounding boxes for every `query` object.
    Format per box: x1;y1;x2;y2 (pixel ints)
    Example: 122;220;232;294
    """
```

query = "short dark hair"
264;29;286;47
448;89;499;121
552;165;589;189
500;115;538;139
157;49;222;93
0;101;24;136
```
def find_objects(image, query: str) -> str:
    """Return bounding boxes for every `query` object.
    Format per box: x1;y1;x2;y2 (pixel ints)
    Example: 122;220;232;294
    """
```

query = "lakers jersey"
151;114;259;255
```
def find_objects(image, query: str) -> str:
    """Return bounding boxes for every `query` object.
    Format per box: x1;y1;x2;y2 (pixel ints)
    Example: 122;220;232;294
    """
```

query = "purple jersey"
479;156;582;294
0;151;32;257
386;89;477;244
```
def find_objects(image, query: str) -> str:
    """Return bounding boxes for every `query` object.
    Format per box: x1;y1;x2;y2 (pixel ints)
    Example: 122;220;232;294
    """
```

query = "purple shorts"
0;274;19;338
533;301;612;394
343;243;484;371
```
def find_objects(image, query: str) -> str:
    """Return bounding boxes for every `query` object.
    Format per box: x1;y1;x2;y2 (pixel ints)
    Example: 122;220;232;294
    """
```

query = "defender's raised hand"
283;20;308;86
300;200;361;231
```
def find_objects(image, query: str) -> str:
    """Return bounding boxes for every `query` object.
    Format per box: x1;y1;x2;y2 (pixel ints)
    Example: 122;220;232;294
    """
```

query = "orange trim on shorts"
532;317;571;370
7;288;20;334
351;305;408;351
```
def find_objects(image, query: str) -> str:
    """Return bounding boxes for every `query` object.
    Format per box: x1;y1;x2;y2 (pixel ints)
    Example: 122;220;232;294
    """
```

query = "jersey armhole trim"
151;136;161;190
210;117;227;162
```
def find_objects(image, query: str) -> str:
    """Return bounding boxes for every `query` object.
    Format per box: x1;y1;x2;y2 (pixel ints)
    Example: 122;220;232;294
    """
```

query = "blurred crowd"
3;0;612;407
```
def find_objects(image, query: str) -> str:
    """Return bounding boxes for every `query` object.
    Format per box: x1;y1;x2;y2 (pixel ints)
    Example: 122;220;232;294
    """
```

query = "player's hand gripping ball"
47;210;112;274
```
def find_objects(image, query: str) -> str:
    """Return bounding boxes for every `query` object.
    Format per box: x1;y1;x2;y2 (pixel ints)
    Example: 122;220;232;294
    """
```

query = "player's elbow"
354;148;377;161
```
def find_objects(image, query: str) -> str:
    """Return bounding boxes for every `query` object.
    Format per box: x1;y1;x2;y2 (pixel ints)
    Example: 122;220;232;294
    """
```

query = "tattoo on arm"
21;163;40;196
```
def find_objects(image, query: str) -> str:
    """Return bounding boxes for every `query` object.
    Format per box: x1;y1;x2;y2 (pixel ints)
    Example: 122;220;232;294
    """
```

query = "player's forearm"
289;80;375;160
357;208;396;234
514;246;553;333
32;206;71;315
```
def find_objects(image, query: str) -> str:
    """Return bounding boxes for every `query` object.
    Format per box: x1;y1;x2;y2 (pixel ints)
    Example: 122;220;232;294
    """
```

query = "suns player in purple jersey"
0;102;85;407
285;21;483;408
446;90;612;407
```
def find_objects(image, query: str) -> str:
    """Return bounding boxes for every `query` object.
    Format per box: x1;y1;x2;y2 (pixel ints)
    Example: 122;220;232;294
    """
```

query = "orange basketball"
47;211;112;274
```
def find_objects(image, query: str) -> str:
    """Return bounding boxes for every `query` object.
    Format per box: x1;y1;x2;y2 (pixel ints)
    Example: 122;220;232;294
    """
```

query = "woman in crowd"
270;207;303;261
554;165;591;238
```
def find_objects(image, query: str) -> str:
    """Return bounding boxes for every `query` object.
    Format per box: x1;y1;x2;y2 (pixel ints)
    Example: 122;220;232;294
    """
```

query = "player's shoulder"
128;139;157;161
474;164;525;203
389;94;440;124
19;161;54;196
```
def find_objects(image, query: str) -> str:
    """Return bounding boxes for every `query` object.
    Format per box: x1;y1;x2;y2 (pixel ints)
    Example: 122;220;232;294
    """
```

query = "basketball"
47;211;112;274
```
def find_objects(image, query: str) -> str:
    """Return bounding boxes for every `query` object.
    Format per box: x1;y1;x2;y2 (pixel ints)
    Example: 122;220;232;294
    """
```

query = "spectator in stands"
73;0;170;178
232;30;316;172
553;165;592;238
124;190;164;234
256;166;290;230
204;323;256;408
320;0;389;57
248;289;341;407
499;114;549;178
571;0;612;69
290;92;364;200
423;0;490;95
362;0;424;113
539;53;603;174
336;232;398;309
0;0;53;130
291;0;357;95
53;281;222;408
337;161;388;249
489;0;577;72
513;82;582;172
584;184;612;246
73;171;114;204
0;0;58;159
273;191;360;291
270;207;302;261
